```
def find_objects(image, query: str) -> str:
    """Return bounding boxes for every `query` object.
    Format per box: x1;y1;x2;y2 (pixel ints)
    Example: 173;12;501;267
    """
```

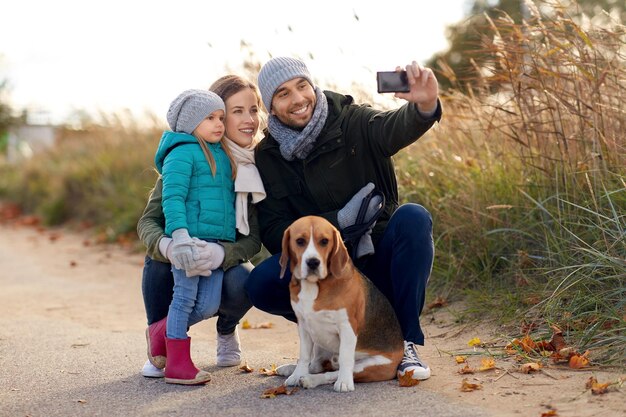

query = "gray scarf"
268;87;328;161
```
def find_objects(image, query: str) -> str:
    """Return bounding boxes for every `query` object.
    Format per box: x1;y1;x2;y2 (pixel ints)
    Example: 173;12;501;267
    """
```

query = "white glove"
170;229;197;271
185;239;225;278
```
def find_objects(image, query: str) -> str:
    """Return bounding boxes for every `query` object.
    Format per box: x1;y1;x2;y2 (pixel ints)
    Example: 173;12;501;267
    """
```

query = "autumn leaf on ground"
519;362;542;374
239;362;254;373
549;325;567;351
468;337;482;347
534;340;554;352
569;351;590;369
398;369;420;387
458;364;475;374
455;355;467;364
540;410;557;417
585;377;610;395
460;379;482;392
426;296;448;310
259;364;278;376
242;319;274;330
479;358;496;371
260;385;298;398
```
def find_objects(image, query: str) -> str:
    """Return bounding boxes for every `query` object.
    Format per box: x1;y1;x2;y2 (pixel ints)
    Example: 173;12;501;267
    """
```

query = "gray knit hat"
257;57;314;112
166;89;225;134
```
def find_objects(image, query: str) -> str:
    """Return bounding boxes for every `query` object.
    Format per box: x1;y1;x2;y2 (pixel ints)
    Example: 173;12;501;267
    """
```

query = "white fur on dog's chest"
291;281;350;352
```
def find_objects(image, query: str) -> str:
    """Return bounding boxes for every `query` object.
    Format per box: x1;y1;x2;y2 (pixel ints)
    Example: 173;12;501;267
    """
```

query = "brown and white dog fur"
279;216;404;392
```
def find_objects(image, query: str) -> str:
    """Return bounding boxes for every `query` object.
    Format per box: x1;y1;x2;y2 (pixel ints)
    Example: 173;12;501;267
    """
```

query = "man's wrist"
416;100;438;117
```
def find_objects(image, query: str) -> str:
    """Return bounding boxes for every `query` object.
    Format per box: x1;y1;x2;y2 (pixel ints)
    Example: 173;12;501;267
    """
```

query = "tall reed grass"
398;1;625;364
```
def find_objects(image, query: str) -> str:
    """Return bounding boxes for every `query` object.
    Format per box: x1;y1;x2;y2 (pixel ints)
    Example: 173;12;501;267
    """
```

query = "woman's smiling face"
224;88;260;147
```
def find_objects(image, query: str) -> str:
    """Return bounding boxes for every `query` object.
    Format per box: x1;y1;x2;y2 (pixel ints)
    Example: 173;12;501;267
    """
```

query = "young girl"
154;89;236;385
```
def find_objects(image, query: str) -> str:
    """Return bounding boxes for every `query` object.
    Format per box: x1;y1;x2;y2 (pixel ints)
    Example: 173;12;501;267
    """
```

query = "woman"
137;75;266;377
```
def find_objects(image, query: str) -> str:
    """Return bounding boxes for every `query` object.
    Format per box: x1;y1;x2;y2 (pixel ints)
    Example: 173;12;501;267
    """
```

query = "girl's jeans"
245;203;433;345
142;258;253;336
166;266;224;339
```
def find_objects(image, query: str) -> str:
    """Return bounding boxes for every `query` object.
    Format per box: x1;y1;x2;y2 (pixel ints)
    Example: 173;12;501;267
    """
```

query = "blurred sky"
0;0;470;124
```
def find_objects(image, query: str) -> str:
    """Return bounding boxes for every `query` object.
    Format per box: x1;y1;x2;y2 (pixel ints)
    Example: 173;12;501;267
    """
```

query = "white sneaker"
216;327;242;367
397;341;431;380
141;359;165;378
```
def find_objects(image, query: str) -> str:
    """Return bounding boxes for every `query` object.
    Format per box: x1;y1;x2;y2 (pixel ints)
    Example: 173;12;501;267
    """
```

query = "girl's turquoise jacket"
154;131;235;241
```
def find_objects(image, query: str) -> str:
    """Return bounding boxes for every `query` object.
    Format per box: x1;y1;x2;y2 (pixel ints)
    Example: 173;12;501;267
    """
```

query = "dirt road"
0;222;623;417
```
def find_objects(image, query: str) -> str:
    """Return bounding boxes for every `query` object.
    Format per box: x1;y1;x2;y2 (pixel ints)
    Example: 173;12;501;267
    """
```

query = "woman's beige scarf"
223;136;266;235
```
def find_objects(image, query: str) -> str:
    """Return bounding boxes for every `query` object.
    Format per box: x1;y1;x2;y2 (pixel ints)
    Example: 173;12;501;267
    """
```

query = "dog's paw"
285;372;305;387
276;363;296;377
299;375;316;389
333;377;355;392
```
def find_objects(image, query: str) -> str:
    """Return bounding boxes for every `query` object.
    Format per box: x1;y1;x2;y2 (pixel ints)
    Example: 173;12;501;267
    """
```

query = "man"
245;56;441;381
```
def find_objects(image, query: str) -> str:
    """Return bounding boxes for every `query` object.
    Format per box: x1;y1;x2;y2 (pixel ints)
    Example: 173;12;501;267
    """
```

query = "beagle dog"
279;216;404;392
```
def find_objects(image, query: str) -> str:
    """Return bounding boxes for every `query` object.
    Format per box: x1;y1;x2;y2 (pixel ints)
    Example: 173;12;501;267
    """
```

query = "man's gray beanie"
167;89;225;134
257;57;314;112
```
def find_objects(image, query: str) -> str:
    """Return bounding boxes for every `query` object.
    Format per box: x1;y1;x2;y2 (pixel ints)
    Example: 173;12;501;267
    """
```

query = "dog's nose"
306;258;320;270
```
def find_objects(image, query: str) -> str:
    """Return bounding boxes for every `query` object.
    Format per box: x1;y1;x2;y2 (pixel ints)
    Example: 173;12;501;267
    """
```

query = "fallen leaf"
458;364;475;374
585;376;610;395
239;362;254;373
549;325;567;351
478;358;496;371
569;351;590;369
242;319;274;330
260;385;298;398
259;364;278;376
460;379;482;392
455;356;467;364
519;362;542;374
540;410;557;417
398;369;420;387
426;296;448;310
468;337;481;347
534;340;554;352
520;335;536;352
18;215;41;226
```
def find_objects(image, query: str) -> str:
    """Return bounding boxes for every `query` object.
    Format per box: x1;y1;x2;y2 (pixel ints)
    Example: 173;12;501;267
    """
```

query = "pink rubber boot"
145;317;167;369
164;337;211;385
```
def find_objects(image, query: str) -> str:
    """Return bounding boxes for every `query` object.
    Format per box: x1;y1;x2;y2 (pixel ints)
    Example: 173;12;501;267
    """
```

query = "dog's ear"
279;227;291;279
329;227;349;277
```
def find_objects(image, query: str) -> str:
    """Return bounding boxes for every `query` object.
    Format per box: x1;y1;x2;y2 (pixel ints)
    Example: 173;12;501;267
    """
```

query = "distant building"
5;124;57;163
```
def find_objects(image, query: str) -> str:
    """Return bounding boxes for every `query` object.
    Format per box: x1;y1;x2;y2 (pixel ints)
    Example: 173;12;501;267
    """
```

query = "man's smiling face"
270;77;317;129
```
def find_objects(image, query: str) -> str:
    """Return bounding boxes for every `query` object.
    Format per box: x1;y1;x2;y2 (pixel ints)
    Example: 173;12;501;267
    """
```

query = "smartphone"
376;70;410;93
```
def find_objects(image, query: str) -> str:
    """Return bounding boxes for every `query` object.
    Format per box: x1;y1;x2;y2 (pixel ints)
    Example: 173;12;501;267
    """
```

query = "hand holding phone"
376;71;410;93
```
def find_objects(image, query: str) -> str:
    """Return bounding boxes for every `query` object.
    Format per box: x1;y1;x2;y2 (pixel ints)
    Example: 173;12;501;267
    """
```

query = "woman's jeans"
141;258;253;336
245;204;434;345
